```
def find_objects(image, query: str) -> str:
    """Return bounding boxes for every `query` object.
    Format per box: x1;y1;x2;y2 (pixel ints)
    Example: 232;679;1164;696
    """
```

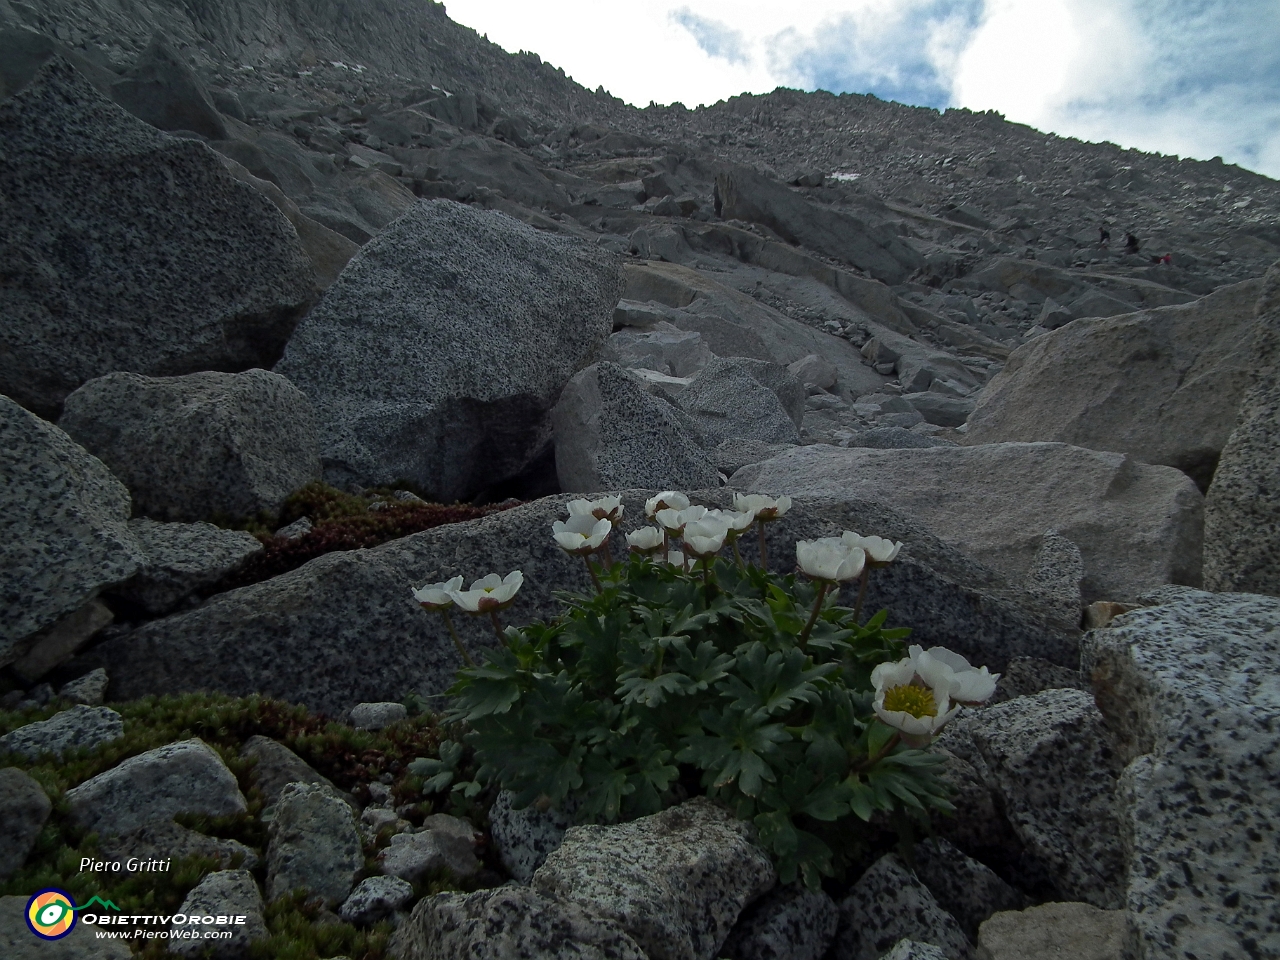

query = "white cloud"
441;0;1280;177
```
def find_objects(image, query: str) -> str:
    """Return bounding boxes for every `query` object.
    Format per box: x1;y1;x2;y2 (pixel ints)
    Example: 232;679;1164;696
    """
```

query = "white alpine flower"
626;526;665;554
568;495;624;523
645;491;690;518
910;645;999;705
796;537;866;583
871;654;961;747
412;576;464;610
683;517;730;558
448;571;524;613
705;508;755;533
552;514;612;555
733;493;792;521
842;531;903;563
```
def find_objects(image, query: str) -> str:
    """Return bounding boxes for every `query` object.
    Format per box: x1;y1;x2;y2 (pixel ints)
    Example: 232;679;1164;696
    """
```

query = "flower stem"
798;581;829;652
600;537;615;570
853;568;871;625
731;536;745;570
757;523;769;568
702;559;713;604
488;611;507;644
851;732;901;774
583;555;603;593
440;610;474;667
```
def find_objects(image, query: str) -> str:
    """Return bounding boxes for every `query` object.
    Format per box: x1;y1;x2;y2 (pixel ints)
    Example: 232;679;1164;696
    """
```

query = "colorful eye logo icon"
26;889;78;940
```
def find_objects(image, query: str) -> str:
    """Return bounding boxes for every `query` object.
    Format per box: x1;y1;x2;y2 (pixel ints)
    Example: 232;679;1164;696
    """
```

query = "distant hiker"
1125;232;1140;254
1160;253;1172;265
1099;226;1110;246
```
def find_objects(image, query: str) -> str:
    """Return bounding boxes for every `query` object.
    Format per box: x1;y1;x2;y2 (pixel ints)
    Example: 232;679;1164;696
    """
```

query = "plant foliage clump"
443;554;954;888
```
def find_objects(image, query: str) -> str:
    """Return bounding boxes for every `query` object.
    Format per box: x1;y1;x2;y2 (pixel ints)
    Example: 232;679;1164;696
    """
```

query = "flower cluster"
412;570;525;663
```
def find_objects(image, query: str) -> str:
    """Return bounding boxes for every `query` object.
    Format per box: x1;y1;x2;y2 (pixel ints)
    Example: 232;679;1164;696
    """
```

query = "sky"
442;0;1280;179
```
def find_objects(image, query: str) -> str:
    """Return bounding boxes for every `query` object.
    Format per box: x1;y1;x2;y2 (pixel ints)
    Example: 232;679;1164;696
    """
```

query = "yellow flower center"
882;684;937;719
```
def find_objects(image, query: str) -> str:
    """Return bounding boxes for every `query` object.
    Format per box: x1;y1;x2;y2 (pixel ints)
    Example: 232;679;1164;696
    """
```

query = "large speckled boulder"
1083;588;1280;959
0;768;51;880
721;883;839;960
675;357;804;446
936;690;1126;908
552;363;719;494
0;58;313;419
90;492;1070;714
531;797;776;960
60;369;321;524
391;885;648;960
731;442;1203;603
831;854;971;960
0;396;144;667
168;869;267;959
65;739;247;837
1203;261;1280;596
964;278;1263;490
109;519;263;615
275;199;622;502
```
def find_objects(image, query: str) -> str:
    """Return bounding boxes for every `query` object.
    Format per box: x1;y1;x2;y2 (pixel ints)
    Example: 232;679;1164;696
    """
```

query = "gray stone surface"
903;392;974;428
240;735;339;811
833;854;971;960
65;738;247;837
109;34;229;141
110;519;263;614
168;870;267;959
0;767;50;880
849;425;953;450
721;883;839;960
377;827;480;882
716;165;924;284
1021;532;1084;632
0;705;123;760
1082;589;1280;959
1203;262;1280;595
275;199;622;502
712;438;798;475
882;943;951;960
1;894;131;959
12;598;114;682
531;797;776;960
58;668;109;706
990;657;1084;704
975;902;1127;960
60;369;321;524
911;839;1026;940
940;690;1126;908
98;819;258;872
91;491;1077;713
267;781;362;906
0;397;143;666
731;441;1204;603
789;353;839;392
675;356;804;446
391;885;648;960
601;323;712;377
965;278;1263;490
0;57;313;419
552;363;719;494
488;789;573;883
350;702;407;730
339;875;415;926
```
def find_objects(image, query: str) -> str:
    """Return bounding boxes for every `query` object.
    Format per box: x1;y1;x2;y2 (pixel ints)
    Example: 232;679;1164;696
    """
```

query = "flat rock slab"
531;797;776;960
275;198;622;502
0;705;123;761
93;491;1074;713
730;441;1203;603
0;57;312;419
1;396;143;665
391;885;648;960
964;278;1263;489
1083;589;1280;959
976;902;1127;960
65;738;246;837
111;519;263;615
59;369;321;525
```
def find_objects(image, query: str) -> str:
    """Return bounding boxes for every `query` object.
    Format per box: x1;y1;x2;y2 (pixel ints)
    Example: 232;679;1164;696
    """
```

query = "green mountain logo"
73;896;121;912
